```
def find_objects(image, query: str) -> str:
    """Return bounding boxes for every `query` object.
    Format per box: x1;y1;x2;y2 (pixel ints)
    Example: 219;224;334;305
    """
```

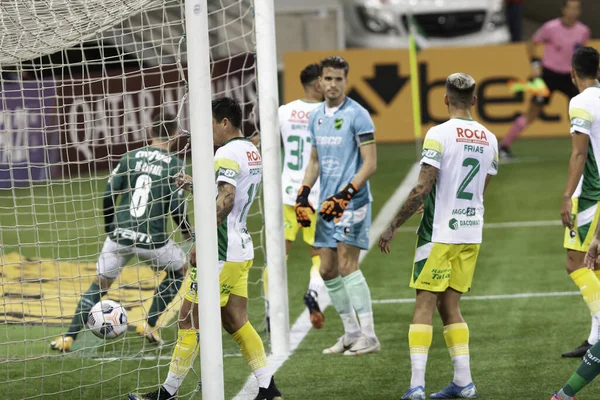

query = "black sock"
147;270;184;327
66;282;103;339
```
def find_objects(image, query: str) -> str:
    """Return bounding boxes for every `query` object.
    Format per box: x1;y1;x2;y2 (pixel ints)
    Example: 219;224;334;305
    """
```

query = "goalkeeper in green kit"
50;114;191;352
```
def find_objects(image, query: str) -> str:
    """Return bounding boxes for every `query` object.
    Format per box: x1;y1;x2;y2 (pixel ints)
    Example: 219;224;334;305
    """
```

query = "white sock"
340;312;362;339
451;355;472;387
264;299;270;319
589;314;600;345
308;259;323;294
558;389;574;400
253;365;272;388
357;312;376;339
308;272;324;294
410;353;428;388
163;371;185;395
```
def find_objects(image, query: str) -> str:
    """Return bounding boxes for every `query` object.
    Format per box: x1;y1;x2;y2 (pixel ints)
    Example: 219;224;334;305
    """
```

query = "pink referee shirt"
533;18;591;74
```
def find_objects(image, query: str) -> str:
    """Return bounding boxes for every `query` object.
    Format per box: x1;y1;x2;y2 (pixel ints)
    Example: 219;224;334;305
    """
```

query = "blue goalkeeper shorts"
314;202;371;250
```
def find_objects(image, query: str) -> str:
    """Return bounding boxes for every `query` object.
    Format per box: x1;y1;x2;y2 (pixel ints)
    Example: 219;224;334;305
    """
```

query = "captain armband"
358;132;375;146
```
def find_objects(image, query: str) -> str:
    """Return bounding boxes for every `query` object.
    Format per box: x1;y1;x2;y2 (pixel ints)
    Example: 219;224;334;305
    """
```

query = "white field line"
89;353;243;362
371;291;580;305
233;163;421;400
397;219;562;233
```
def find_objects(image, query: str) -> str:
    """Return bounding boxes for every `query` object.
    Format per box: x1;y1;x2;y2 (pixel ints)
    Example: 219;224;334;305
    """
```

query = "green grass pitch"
1;138;599;399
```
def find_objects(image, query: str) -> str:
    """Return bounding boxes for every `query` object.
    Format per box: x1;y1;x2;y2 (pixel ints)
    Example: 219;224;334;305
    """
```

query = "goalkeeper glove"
320;183;357;223
295;185;315;227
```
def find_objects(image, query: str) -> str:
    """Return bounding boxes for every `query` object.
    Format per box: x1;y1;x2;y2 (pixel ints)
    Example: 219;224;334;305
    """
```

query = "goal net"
0;1;268;398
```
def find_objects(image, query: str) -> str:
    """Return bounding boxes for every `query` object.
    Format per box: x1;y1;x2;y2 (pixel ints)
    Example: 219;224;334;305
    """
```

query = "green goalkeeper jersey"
105;146;187;249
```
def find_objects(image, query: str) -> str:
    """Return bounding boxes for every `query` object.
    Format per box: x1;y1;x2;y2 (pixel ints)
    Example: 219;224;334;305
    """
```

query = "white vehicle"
345;0;510;48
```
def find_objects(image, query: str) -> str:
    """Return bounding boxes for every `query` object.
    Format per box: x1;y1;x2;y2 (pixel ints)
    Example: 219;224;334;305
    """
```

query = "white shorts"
96;237;186;279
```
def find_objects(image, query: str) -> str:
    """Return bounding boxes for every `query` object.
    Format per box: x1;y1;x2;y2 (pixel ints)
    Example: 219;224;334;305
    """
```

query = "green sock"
324;275;361;337
562;341;600;396
324;275;352;315
147;270;184;327
343;270;373;315
343;270;376;338
66;282;103;339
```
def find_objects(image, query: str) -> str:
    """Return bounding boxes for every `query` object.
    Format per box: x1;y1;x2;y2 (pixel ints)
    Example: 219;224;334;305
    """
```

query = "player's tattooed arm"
216;182;236;227
379;164;438;254
392;164;439;229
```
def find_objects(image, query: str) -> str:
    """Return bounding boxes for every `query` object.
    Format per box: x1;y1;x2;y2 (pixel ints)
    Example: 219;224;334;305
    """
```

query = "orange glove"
295;185;314;227
320;183;357;223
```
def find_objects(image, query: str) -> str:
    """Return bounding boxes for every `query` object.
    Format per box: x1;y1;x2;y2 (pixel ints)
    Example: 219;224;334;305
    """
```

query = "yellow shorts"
184;260;253;307
410;237;480;293
283;204;316;246
564;197;600;252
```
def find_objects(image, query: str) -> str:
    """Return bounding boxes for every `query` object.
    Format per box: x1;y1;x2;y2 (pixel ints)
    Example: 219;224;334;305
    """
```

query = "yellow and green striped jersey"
570;86;600;201
214;137;262;262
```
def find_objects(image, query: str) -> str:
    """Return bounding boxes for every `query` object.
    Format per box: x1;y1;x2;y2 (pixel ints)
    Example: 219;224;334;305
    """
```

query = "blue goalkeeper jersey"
308;97;374;209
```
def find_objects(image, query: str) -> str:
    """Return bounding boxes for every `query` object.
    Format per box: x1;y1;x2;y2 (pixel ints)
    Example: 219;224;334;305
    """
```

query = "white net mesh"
0;1;267;398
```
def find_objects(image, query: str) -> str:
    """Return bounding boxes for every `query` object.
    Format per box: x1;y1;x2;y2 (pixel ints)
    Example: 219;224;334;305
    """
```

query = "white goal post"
184;0;225;398
254;0;290;358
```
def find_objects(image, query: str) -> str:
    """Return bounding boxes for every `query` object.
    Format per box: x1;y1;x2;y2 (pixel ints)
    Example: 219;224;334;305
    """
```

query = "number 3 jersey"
108;146;185;248
214;138;262;262
418;118;499;244
279;99;321;206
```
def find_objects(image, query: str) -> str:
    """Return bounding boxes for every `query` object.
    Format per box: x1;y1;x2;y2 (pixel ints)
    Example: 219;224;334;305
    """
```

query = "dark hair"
446;73;476;108
212;96;242;129
151;113;178;138
572;46;600;79
319;56;349;77
564;0;580;7
300;63;321;87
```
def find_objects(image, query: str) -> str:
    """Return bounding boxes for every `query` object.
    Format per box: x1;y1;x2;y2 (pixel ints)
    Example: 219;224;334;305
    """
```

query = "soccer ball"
87;300;128;339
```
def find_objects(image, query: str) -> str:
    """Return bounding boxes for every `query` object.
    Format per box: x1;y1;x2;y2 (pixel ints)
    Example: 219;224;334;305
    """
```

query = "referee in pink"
500;0;590;159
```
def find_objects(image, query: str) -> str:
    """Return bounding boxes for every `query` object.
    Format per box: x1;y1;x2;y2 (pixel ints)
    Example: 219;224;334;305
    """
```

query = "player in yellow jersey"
379;73;498;399
129;97;282;400
263;63;325;331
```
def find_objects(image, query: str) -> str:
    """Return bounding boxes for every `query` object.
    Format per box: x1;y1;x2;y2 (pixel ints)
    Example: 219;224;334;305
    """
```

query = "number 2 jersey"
214;137;262;262
107;146;186;248
418;118;499;244
279;99;321;206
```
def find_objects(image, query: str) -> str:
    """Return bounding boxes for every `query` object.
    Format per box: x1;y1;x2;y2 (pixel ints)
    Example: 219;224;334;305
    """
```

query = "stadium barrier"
0;54;256;188
284;40;600;143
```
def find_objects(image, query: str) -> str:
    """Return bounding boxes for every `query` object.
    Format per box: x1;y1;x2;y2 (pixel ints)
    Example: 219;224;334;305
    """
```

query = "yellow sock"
443;323;470;357
262;266;269;299
571;268;600;314
168;328;199;376
409;324;432;354
232;321;268;371
408;324;432;388
310;255;321;279
443;323;472;386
